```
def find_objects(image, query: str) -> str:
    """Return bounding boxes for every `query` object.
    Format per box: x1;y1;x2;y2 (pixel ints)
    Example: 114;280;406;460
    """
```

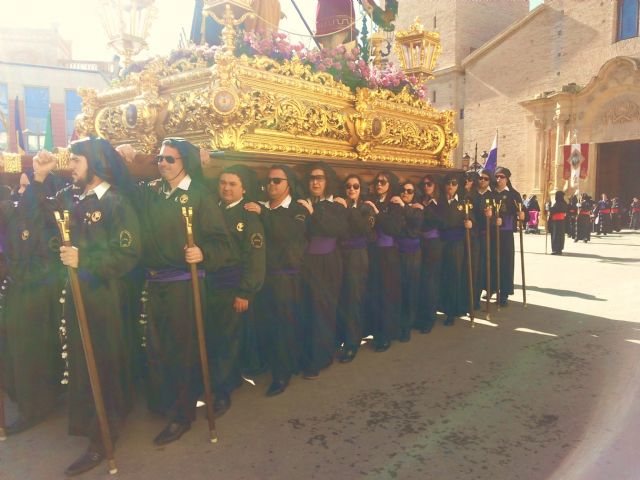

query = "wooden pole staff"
516;202;527;308
484;198;491;320
54;211;117;475
495;200;502;311
182;206;218;443
464;201;475;328
0;365;5;441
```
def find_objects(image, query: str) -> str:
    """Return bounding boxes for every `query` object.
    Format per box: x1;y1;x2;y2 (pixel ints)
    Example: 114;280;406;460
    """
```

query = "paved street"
2;229;640;480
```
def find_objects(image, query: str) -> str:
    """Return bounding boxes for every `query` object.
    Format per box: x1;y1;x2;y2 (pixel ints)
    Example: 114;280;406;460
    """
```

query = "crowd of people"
0;136;526;476
535;191;639;255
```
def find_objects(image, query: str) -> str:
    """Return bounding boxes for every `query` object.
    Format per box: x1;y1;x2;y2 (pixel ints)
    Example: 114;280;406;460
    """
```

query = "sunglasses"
345;183;360;190
422;181;434;187
155;155;181;164
375;179;388;186
495;174;507;179
266;177;287;185
402;188;415;194
479;176;490;181
309;175;326;182
446;180;458;186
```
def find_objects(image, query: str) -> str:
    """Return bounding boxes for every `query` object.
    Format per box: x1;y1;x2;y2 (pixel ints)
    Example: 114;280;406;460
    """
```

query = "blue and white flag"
483;132;497;173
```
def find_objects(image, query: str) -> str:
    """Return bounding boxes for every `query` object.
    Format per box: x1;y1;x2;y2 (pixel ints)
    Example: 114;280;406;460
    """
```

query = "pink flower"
317;64;327;71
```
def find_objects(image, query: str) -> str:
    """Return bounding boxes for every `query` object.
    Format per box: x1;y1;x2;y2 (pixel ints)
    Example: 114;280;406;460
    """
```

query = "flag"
13;96;25;155
483;132;498;173
43;106;53;151
563;143;589;186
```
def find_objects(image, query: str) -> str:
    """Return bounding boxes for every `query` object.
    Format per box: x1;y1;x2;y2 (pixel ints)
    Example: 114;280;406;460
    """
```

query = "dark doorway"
597;140;640;205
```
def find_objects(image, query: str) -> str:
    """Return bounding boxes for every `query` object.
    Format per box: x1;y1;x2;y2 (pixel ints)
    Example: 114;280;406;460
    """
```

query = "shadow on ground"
2;303;639;480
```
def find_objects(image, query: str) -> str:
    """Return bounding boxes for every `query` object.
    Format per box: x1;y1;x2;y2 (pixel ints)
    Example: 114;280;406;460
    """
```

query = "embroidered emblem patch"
250;233;264;248
21;229;30;241
91;211;102;223
236;222;245;232
179;194;189;205
368;216;375;228
48;237;61;252
120;230;133;248
294;214;306;222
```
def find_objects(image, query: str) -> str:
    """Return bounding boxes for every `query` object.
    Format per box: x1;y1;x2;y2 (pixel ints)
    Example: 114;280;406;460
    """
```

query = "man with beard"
245;165;308;396
118;139;235;444
30;138;141;476
208;164;265;415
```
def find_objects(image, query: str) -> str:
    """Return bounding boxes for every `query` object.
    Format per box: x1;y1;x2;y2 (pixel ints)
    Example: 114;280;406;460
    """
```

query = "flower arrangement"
240;31;428;100
123;30;428;101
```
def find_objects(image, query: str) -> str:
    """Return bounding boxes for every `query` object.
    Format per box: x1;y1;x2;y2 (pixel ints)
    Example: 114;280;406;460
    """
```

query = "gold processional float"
1;0;459;182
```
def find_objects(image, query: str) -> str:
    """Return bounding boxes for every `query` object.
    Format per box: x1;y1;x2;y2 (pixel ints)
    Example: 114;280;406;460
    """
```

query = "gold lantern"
393;17;442;81
99;0;157;67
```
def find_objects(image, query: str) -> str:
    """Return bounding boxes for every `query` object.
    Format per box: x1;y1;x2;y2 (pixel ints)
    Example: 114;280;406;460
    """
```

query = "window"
0;83;8;151
65;90;82;142
618;0;639;41
24;86;49;152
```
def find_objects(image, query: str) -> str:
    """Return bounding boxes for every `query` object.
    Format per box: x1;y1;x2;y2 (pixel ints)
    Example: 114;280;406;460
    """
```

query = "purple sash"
500;214;515;232
397;237;421;254
422;229;440;240
341;236;367;250
208;265;243;289
307;236;337;255
146;268;205;282
375;226;396;248
441;227;465;242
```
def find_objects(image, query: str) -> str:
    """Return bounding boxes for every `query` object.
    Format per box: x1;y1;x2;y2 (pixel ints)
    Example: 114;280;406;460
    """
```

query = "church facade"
396;0;640;203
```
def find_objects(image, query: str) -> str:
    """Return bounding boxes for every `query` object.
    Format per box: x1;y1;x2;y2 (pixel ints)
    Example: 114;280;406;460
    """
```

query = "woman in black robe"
575;193;593;242
336;174;375;362
397;180;423;342
417;174;444;333
365;171;404;351
299;162;348;378
439;174;473;325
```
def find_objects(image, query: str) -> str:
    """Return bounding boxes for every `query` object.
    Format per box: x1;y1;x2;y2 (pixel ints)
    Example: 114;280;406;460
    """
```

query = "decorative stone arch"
578;56;640;144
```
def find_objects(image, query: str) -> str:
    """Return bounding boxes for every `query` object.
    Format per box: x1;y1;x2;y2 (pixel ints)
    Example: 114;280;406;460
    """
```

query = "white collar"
163;175;192;198
308;195;334;203
79;181;110;201
496;185;510;193
447;194;459;204
428;198;438;206
260;194;292;210
479;186;492;194
221;198;243;210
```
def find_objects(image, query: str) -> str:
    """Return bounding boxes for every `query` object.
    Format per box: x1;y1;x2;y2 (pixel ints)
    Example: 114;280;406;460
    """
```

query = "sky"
0;1;545;62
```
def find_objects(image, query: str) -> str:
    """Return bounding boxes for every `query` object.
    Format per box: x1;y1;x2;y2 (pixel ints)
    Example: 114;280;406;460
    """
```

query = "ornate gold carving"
0;153;22;173
76;88;100;137
600;101;640;125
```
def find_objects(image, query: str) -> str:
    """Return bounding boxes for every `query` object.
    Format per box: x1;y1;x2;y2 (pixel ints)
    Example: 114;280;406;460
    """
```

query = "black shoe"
302;368;319;379
153;421;191;446
398;329;411;343
374;341;390;352
266;377;290;397
338;348;357;363
64;447;104;477
444;316;455;326
213;394;231;418
5;415;39;435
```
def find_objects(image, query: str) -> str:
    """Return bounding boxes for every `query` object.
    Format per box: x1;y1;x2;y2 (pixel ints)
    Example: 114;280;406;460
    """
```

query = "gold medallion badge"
236;222;245;232
120;230;133;248
91;211;102;223
457;205;463;211
179;194;189;205
250;233;264;249
21;229;30;241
